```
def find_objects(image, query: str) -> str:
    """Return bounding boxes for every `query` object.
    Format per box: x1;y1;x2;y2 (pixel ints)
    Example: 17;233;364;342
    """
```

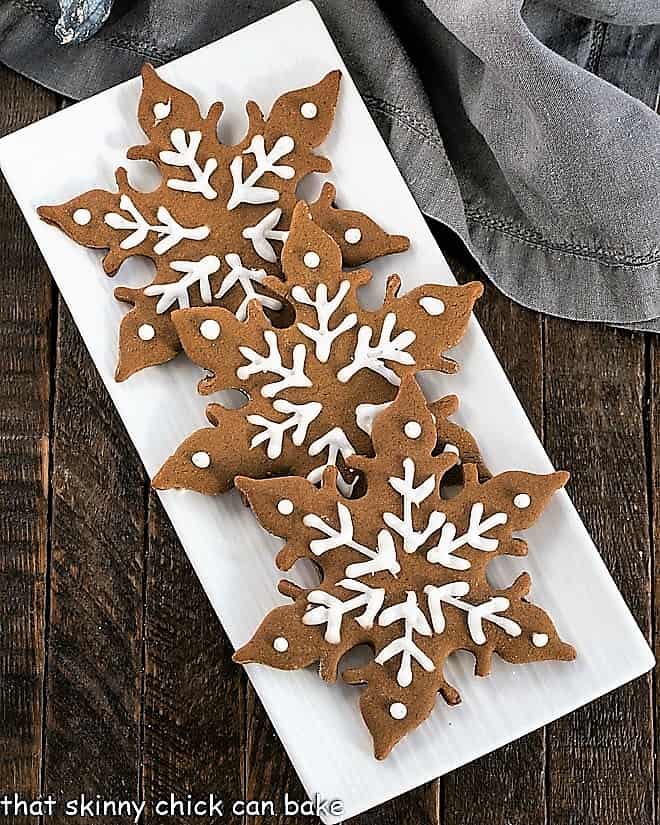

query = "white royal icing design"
191;450;211;469
305;427;357;494
532;632;549;648
73;208;92;225
238;330;312;398
514;493;531;509
443;443;460;456
383;459;507;569
300;102;318;119
383;459;445;554
303;502;401;577
291;453;531;687
355;401;392;436
144;255;221;313
419;296;445;316
303;251;320;269
273;636;289;652
404;421;422;439
247;400;322;459
105;195;209;254
424;502;507;569
200;319;220;340
159;129;218;199
389;702;407;720
344;227;362;244
277;499;294;516
424;582;521;645
227;134;295;210
138;323;155;341
292;281;357;363
242;208;289;263
337;313;416;386
152;100;171;122
215;253;282;322
303;579;386;645
375;592;435;687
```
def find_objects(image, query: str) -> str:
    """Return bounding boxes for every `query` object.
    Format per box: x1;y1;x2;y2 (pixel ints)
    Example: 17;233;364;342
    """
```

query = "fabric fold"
1;0;658;328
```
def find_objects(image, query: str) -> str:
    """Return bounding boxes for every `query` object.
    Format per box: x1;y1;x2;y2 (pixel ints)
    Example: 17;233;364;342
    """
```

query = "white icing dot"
191;451;211;469
153;100;171;120
389;702;407;720
73;208;92;225
300;102;318;119
419;296;446;315
277;499;294;516
344;227;362;244
137;323;155;341
404;421;422;439
303;251;320;269
532;633;549;648
443;443;460;455
273;636;289;652
514;493;531;509
200;319;221;341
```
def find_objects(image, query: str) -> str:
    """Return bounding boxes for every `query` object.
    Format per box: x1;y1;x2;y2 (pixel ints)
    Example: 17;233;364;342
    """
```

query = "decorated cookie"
309;182;408;266
152;203;483;495
233;377;575;759
38;64;409;380
358;392;490;487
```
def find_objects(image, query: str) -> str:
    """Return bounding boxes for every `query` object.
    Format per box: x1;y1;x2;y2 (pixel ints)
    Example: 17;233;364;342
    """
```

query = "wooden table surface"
1;65;657;825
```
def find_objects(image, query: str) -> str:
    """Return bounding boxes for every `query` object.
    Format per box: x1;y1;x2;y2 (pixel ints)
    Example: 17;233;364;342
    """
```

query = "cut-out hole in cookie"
338;642;375;673
125;159;161;193
214;388;250;410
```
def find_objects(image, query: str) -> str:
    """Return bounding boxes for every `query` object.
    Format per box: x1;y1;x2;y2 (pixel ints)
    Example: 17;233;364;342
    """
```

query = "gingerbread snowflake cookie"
233;377;575;758
152;203;483;495
38;65;408;380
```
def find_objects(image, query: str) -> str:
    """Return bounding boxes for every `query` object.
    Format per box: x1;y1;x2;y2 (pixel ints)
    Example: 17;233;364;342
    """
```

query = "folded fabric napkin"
1;0;658;329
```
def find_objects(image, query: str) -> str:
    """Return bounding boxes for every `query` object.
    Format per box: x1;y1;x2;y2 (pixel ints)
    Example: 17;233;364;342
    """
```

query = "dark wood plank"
543;320;653;825
650;336;659;821
433;225;548;825
43;301;146;822
0;67;57;821
141;492;244;823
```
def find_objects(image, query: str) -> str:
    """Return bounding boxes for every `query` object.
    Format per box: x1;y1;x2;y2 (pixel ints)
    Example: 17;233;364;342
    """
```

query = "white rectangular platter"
0;3;653;821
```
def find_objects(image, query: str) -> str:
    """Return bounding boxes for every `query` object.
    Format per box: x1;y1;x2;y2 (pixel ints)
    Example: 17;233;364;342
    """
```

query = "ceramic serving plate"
0;3;653;821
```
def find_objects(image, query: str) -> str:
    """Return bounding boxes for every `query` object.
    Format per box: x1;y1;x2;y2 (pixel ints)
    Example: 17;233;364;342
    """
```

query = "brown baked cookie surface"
233;376;575;759
38;64;408;380
153;203;483;494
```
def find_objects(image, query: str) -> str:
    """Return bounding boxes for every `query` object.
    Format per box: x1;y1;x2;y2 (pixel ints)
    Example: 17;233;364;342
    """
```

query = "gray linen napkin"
1;0;658;329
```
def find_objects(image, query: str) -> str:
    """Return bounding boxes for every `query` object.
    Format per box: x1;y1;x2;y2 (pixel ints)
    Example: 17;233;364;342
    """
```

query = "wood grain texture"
434;224;548;825
43;302;145;822
142;492;244;823
0;67;57;822
543;319;654;825
650;336;658;822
